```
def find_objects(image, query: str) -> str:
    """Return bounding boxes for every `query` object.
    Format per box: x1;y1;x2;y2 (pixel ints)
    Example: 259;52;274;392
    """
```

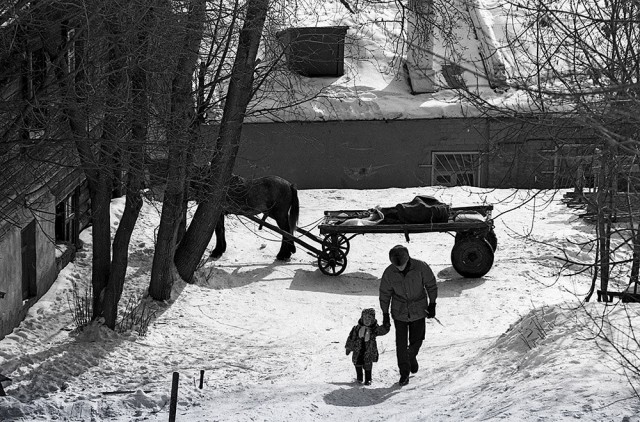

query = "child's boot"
364;369;372;385
355;366;363;383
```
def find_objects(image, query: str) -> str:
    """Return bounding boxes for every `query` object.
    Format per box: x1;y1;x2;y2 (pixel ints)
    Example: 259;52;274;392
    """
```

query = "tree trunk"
89;6;130;320
90;174;114;317
598;146;611;295
149;150;187;299
101;13;151;327
41;7;115;318
102;175;143;327
59;66;114;319
630;224;640;292
149;0;206;300
174;0;270;282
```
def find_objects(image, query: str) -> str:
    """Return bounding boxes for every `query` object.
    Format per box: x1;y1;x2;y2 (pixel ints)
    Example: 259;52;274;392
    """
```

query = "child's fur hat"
361;308;376;322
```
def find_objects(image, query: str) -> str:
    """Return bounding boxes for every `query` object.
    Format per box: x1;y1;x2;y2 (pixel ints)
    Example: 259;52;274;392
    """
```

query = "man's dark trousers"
394;318;426;376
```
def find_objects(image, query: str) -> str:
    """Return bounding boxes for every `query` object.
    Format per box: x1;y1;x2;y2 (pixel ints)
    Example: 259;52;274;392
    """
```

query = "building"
0;12;91;338
206;1;598;191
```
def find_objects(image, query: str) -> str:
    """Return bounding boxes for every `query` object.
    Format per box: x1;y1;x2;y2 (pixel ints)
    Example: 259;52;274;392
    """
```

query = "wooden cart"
241;205;496;277
314;205;497;277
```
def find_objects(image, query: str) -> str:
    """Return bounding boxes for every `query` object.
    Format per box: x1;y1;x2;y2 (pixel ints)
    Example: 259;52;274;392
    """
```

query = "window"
26;106;47;140
21;220;37;301
432;152;481;187
22;46;48;142
67;29;76;76
55;189;79;244
441;62;466;89
25;47;46;100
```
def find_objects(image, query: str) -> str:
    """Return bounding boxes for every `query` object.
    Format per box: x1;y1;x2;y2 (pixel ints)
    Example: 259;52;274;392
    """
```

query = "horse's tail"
289;184;299;234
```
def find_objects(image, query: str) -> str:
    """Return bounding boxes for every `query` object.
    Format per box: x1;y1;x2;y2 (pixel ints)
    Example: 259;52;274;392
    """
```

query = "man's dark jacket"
379;258;437;322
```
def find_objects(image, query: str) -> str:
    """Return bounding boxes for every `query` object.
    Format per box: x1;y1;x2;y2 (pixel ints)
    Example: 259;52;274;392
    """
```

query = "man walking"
379;245;438;386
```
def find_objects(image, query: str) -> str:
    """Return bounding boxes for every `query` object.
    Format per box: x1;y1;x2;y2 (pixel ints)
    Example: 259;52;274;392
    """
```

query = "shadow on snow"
323;383;401;407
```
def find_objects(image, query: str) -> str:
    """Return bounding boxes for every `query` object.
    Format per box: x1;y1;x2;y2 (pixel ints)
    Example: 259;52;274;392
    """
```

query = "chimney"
405;0;437;94
405;0;508;93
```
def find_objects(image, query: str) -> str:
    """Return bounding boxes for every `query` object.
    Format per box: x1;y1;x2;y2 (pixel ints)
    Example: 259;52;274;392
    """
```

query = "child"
345;308;389;385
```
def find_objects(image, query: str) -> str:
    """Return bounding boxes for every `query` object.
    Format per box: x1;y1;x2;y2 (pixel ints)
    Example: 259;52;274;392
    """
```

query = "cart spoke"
318;248;347;276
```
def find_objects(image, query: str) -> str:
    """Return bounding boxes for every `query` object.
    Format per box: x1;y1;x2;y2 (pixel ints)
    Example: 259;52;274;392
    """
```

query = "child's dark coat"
345;318;390;365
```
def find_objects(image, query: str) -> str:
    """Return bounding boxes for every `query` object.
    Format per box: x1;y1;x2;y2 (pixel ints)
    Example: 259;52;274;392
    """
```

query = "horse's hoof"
210;251;223;260
276;253;291;261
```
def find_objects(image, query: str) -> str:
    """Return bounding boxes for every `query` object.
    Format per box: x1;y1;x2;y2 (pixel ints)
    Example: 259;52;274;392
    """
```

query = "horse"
210;174;299;261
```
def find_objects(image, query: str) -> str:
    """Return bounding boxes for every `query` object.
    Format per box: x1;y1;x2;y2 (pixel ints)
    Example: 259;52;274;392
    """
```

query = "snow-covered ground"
2;1;638;420
1;186;639;421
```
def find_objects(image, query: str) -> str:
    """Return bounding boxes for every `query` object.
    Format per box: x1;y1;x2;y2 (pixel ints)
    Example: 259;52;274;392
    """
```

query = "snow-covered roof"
248;0;517;122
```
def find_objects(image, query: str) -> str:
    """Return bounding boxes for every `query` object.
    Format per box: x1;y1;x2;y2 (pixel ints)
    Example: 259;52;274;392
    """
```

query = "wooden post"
169;372;179;422
199;370;204;389
0;374;11;397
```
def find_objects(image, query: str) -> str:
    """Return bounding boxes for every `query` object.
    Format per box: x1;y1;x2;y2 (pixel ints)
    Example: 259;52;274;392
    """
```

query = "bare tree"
59;0;155;328
434;0;640;295
148;0;207;300
439;0;640;386
171;0;270;284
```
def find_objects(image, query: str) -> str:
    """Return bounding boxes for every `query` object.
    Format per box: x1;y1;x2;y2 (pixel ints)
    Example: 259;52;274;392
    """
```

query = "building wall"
202;116;597;190
35;194;58;304
486;117;595;189
0;193;57;338
0;228;21;337
227;118;490;189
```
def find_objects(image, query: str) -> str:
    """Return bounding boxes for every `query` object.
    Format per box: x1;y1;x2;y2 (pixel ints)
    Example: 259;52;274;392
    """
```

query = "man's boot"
399;373;410;386
364;369;372;386
355;366;363;383
410;356;419;374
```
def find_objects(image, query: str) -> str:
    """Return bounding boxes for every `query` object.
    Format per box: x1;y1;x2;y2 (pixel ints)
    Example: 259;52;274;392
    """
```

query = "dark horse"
210;174;299;261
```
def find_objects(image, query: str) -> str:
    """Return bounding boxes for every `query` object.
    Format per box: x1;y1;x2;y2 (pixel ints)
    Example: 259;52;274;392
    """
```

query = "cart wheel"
456;230;497;252
322;234;350;255
318;248;348;276
451;237;494;278
485;229;497;252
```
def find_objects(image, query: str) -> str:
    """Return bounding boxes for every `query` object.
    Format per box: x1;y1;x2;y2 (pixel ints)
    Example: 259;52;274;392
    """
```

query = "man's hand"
426;303;436;319
383;312;391;327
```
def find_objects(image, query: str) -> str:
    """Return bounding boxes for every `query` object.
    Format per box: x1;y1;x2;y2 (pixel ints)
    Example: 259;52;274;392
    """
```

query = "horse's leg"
274;215;293;260
274;212;296;261
288;185;299;256
274;184;299;260
210;214;227;259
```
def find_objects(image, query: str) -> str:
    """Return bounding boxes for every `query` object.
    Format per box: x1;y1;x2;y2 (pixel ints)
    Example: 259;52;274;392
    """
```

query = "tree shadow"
0;334;123;410
323;383;401;407
193;262;281;290
188;256;382;296
436;266;486;298
288;268;379;296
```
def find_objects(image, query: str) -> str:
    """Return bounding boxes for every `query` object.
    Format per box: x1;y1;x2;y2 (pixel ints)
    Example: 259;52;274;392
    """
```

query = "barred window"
432;152;480;187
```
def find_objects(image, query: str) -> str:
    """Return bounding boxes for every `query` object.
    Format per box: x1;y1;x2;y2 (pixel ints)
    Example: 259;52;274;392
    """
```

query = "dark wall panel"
232;118;489;189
